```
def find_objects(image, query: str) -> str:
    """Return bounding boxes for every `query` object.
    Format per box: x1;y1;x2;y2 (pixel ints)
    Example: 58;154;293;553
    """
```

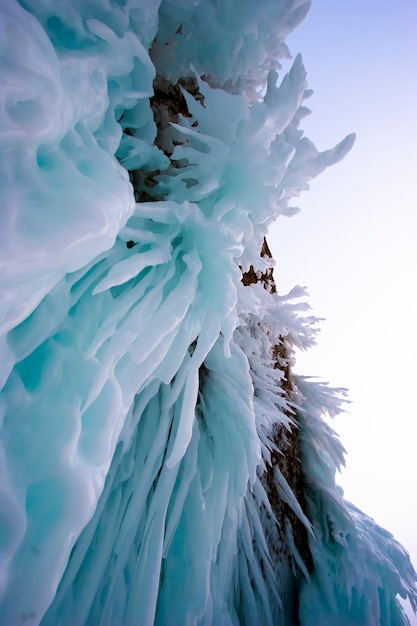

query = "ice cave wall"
0;1;416;625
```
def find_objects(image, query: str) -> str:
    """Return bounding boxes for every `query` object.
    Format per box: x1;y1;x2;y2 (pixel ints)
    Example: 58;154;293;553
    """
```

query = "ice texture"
0;0;415;625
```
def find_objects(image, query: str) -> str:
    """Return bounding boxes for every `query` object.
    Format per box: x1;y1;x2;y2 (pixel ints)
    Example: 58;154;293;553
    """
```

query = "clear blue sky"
269;0;417;619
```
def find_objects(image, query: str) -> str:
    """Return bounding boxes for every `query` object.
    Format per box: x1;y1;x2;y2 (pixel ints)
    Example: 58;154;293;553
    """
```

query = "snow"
0;0;416;625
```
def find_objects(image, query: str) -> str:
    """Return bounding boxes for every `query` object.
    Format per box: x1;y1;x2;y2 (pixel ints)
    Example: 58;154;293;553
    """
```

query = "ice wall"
0;1;416;625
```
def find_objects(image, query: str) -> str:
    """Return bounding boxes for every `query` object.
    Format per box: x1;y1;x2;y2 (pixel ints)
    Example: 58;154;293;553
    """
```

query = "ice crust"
0;0;416;625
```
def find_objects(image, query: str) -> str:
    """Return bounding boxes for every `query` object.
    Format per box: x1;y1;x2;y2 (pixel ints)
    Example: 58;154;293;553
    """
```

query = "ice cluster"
0;0;416;625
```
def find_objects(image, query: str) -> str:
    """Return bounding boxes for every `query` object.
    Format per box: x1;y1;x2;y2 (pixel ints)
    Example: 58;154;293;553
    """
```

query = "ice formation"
0;0;416;625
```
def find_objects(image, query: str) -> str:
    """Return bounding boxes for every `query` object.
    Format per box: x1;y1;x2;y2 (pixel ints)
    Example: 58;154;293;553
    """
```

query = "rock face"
0;1;416;625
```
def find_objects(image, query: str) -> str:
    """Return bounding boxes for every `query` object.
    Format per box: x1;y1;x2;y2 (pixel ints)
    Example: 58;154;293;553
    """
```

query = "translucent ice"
0;1;415;625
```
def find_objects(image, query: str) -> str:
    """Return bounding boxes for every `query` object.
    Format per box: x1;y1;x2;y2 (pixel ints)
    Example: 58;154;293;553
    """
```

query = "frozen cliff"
0;0;416;624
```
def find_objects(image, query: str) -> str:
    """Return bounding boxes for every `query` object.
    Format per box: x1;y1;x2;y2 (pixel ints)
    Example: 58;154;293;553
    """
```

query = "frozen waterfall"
0;1;416;625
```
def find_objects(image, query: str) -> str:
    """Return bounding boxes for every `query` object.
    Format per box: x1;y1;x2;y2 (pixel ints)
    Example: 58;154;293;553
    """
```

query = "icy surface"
0;1;416;625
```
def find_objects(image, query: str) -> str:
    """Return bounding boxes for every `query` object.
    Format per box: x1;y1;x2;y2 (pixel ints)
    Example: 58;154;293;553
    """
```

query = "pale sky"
269;0;417;620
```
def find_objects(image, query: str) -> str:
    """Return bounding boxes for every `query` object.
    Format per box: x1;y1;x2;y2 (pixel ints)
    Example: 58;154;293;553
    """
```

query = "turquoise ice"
0;1;415;624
